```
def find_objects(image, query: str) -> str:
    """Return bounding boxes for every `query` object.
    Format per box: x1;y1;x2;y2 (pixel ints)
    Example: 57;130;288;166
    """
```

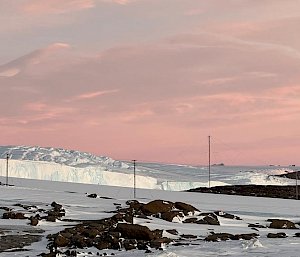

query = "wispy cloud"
22;0;95;15
73;89;119;100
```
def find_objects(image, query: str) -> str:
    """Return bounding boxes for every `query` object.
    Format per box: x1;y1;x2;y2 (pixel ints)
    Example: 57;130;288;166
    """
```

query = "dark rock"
205;233;234;242
248;223;266;228
183;218;198;223
150;237;172;249
51;202;63;211
87;194;98;198
0;206;11;211
3;211;26;219
214;211;241;220
232;233;258;240
268;219;297;229
112;212;133;224
188;185;300;200
175;202;199;213
166;229;178;235
46;216;56;222
82;228;99;238
141;200;174;215
115;223;162;241
198;213;219;225
126;200;143;210
180;234;197;239
30;216;39;226
137;241;148;250
96;241;111;250
267;232;287;238
123;239;137;250
161;211;184;222
172;242;190;246
54;234;70;247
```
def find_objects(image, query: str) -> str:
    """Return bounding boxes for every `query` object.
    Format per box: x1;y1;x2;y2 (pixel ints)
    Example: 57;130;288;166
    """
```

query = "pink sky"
1;0;300;165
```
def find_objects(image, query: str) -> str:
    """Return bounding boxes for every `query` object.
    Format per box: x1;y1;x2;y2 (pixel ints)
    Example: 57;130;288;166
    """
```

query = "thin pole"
6;153;9;186
208;136;211;188
132;160;136;199
296;171;298;200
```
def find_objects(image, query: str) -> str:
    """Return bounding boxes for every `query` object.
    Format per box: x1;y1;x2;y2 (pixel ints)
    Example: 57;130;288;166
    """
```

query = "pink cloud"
22;0;95;15
74;89;119;100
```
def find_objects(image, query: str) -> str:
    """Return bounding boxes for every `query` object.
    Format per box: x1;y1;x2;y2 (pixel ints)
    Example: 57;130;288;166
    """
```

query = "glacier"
0;145;298;191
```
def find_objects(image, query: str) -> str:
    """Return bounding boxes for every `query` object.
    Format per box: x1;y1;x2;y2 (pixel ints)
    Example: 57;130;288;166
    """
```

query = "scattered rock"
183;218;198;223
87;194;98;198
268;219;297;229
198;213;220;225
141;200;174;215
166;229;178;235
161;211;184;222
214;211;242;220
205;233;234;242
30;216;39;226
3;211;26;219
267;232;287;238
205;232;257;242
248;223;266;228
115;223;162;241
180;234;197;239
175;202;199;214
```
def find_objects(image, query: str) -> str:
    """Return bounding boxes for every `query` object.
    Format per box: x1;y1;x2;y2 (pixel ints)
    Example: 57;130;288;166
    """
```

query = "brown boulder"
115;223;162;241
161;211;184;222
175;202;199;213
214;211;241;220
232;233;258;240
198;213;220;225
123;239;137;250
268;219;297;229
150;237;172;249
30;217;39;226
3;211;26;219
96;241;111;250
267;232;287;238
205;233;234;242
141;200;174;215
166;229;178;235
183;218;198;223
54;234;70;247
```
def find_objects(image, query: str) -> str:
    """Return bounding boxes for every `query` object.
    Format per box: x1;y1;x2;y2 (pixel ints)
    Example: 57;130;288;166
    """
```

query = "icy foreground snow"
0;178;300;256
0;145;298;191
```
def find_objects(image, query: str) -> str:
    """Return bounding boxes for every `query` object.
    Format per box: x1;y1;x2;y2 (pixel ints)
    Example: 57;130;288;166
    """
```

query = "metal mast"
208;136;211;188
6;153;9;186
132;160;136;198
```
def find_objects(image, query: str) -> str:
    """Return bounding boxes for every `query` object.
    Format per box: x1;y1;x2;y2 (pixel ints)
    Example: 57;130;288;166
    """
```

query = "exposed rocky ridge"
188;185;300;199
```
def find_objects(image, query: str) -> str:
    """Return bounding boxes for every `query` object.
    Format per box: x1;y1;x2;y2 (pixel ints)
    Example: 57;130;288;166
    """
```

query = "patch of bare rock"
188;185;300;199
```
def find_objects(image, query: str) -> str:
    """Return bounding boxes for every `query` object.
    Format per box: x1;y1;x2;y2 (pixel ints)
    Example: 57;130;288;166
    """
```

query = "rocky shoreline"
188;185;300;199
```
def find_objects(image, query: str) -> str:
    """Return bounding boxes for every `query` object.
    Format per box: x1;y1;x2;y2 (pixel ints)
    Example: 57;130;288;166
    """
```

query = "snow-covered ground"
0;146;299;256
0;177;299;256
0;146;298;191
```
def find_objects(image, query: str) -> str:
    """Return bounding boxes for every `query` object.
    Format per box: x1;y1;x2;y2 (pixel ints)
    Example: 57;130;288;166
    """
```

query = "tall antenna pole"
6;153;9;186
132;160;136;199
208;136;211;188
296;171;298;200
